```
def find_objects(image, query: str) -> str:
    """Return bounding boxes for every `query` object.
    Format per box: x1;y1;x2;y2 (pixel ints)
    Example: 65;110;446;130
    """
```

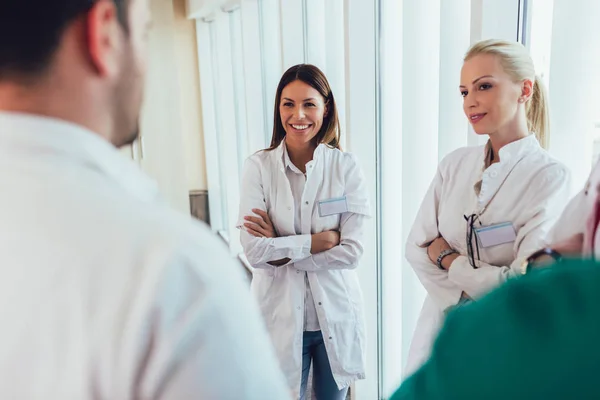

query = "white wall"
125;0;208;214
139;0;190;212
173;0;209;192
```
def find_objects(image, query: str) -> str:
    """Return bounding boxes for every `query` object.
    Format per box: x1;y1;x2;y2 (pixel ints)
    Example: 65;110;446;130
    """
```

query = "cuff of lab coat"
293;252;327;271
296;234;312;260
447;255;473;288
283;234;312;265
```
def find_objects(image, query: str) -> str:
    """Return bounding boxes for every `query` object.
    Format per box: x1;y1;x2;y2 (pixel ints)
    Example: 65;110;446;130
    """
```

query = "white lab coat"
238;140;371;398
404;135;570;376
549;160;600;255
0;112;291;400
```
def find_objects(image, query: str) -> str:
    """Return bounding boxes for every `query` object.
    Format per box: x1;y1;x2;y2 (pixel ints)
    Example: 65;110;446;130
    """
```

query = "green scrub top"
391;259;600;400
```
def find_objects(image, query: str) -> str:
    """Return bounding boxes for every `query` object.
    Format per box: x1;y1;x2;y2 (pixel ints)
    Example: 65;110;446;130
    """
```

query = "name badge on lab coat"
318;196;348;217
474;222;517;248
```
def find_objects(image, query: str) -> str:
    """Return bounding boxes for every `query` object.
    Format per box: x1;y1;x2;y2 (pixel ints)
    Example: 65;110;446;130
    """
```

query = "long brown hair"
266;64;341;151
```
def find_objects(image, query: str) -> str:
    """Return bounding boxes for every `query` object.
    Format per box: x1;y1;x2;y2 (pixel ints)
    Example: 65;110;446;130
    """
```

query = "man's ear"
86;0;123;77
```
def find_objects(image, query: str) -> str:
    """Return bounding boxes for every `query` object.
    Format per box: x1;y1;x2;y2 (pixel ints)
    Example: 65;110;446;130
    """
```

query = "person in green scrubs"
391;258;600;400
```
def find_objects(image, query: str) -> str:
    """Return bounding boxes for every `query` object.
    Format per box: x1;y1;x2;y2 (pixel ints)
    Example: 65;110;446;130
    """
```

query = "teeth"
292;124;309;130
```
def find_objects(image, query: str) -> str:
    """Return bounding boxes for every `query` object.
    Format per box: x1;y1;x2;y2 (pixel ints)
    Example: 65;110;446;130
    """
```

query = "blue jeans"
300;331;348;400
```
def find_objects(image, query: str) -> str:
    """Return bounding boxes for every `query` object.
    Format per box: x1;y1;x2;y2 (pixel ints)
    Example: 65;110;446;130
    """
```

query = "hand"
244;209;277;238
311;231;340;254
427;236;451;264
551;233;584;256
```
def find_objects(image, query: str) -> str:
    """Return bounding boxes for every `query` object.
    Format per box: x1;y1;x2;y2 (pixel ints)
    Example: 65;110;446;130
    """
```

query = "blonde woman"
404;39;571;375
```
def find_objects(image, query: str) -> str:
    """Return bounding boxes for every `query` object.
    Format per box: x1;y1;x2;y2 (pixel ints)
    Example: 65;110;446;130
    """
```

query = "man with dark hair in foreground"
0;1;289;398
391;258;600;400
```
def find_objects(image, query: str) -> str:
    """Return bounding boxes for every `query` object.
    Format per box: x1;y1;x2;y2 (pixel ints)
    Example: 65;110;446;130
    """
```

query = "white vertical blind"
399;0;441;378
195;20;225;231
230;10;248;177
345;2;379;398
279;0;305;68
240;0;267;153
438;0;471;159
258;0;282;142
214;12;241;243
379;0;403;395
546;0;600;191
305;0;327;69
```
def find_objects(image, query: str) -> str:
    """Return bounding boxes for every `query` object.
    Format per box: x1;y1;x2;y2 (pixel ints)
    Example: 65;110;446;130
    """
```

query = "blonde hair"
465;39;549;149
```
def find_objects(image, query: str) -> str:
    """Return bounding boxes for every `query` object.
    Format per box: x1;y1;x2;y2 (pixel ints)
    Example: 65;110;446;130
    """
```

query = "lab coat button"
287;206;291;210
318;302;322;305
329;336;333;340
305;201;309;205
491;171;498;178
297;306;301;310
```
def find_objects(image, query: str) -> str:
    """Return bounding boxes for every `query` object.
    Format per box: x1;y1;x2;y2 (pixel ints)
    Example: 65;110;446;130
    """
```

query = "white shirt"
0;112;291;400
405;135;570;376
283;145;320;332
238;140;370;397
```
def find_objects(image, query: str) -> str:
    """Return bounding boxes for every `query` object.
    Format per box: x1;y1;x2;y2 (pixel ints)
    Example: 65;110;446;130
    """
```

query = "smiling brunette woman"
237;64;371;400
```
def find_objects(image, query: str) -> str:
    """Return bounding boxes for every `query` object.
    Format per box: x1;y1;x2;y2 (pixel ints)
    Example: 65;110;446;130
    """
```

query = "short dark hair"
267;64;341;151
0;0;129;80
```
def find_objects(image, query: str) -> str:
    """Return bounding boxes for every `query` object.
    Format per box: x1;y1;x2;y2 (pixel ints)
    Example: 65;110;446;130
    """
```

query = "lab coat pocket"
316;197;345;232
318;196;348;217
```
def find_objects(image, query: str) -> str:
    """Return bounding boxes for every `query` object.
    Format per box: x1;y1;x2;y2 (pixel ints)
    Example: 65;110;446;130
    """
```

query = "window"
195;19;226;233
229;9;248;176
526;0;600;190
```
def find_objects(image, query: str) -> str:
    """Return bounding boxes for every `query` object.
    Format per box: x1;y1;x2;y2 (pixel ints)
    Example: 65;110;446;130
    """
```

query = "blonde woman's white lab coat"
404;135;570;376
238;140;371;398
0;112;291;400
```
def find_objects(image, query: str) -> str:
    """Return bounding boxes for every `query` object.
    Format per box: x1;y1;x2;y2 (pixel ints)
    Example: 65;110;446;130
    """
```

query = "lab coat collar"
475;134;540;209
275;138;327;172
0;112;159;203
483;134;539;169
282;141;304;175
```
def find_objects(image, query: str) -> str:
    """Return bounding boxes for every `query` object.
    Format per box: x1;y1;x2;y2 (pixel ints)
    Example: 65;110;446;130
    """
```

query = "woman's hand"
552;233;584;256
428;236;459;270
427;236;451;264
311;231;341;254
244;209;277;238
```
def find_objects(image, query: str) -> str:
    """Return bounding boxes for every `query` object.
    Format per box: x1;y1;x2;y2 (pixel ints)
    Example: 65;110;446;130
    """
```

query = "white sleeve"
547;188;586;244
138;235;292;400
294;154;370;272
406;165;463;311
448;164;571;299
240;230;312;269
547;160;600;244
238;157;312;269
294;213;365;271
